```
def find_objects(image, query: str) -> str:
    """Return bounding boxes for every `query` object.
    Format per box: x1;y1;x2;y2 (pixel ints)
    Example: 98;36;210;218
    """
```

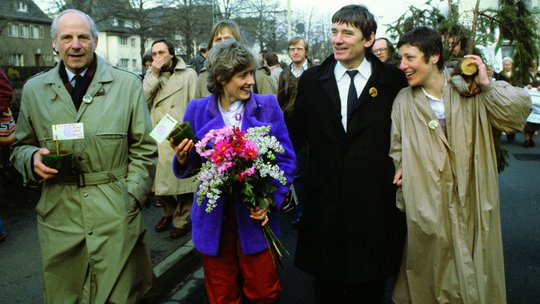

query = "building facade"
0;0;54;67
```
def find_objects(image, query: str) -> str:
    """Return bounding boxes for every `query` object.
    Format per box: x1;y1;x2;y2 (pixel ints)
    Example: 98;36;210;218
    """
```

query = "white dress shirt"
334;58;372;131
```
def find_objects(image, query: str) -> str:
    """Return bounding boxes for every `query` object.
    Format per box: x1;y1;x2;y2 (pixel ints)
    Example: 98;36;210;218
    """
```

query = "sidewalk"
0;194;199;303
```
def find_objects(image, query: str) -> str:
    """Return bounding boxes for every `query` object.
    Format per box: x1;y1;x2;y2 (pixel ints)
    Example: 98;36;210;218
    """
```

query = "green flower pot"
42;150;73;174
167;121;195;146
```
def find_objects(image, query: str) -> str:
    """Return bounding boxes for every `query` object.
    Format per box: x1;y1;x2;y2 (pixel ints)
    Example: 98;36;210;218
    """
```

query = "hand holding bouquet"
195;125;289;266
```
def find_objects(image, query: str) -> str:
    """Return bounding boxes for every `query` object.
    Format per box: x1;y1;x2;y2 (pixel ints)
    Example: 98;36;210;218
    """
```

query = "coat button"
83;193;88;197
88;230;93;235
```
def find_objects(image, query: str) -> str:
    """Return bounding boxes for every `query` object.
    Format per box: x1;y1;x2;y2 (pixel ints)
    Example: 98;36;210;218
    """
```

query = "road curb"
147;239;201;303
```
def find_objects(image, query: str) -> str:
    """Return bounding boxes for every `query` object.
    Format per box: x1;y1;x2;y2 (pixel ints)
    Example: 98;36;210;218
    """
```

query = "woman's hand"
463;54;490;93
173;138;194;166
250;198;270;226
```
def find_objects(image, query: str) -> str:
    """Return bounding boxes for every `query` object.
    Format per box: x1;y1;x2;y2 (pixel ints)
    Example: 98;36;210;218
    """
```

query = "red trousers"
200;202;281;304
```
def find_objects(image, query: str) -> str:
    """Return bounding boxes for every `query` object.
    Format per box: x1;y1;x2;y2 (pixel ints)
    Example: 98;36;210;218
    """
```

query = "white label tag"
52;123;84;140
150;113;178;143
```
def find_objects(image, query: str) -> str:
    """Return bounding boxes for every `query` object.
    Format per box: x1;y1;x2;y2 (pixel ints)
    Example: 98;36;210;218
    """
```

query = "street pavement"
162;132;540;303
0;194;196;303
1;132;539;303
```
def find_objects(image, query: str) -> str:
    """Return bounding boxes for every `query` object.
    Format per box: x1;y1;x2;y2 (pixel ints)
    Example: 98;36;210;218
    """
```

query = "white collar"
334;57;371;81
66;67;88;82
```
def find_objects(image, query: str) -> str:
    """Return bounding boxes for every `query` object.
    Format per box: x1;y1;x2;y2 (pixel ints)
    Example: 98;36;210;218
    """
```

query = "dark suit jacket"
290;51;407;283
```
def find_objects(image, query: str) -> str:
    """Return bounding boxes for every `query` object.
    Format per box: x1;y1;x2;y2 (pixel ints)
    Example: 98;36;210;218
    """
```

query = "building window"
126;20;133;28
29;26;44;39
19;24;29;38
10;54;24;66
17;2;28;12
131;38;136;47
119;36;128;46
132;59;137;68
119;58;129;68
7;23;18;37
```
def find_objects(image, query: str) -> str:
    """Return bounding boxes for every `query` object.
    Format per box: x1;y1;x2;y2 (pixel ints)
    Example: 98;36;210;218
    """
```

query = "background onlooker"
277;36;313;229
0;67;14;243
523;59;540;147
144;39;197;239
372;37;396;63
264;52;282;90
187;48;208;74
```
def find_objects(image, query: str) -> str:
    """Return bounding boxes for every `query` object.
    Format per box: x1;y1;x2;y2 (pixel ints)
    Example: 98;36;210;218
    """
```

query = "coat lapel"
154;73;184;105
412;88;452;150
44;65;78;118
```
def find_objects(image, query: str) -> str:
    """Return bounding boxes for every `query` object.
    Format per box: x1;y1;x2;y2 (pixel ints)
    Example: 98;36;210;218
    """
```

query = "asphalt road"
164;133;540;304
1;133;539;303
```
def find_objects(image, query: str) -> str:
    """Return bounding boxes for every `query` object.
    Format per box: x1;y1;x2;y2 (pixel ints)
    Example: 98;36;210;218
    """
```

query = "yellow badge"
428;120;439;129
369;87;378;97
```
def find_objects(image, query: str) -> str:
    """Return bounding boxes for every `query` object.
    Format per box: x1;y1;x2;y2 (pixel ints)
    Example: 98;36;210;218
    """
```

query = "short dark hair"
332;5;377;49
264;52;279;66
199;47;208;54
397;26;445;71
142;53;152;64
152;39;178;67
206;40;257;96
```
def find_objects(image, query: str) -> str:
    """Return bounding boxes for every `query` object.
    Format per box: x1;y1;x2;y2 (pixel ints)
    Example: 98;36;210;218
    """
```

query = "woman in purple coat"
172;40;295;303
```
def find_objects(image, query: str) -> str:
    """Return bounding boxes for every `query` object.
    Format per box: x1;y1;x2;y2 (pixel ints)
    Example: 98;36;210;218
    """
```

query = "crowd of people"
0;3;537;304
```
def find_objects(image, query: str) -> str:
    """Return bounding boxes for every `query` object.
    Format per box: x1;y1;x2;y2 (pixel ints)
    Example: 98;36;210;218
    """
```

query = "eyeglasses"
288;47;305;52
372;47;387;54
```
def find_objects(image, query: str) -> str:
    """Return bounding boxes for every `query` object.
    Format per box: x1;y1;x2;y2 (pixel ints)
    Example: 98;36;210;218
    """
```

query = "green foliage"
497;0;539;86
386;0;539;84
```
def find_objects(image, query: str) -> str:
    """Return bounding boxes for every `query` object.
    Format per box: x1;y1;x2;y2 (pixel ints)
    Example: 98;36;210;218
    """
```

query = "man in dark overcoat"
290;4;407;303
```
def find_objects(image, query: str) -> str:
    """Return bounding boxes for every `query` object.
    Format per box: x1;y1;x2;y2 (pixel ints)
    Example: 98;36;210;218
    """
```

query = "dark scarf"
59;54;97;110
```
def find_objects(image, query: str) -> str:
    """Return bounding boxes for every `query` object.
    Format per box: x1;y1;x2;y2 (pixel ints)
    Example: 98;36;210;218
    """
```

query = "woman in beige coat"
390;26;531;304
144;39;197;238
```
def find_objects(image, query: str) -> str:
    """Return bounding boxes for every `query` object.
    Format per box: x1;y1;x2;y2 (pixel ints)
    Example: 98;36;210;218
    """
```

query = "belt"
56;165;129;187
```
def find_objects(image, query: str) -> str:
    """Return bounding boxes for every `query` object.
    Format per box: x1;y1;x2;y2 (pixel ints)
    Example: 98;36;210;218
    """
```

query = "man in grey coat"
10;9;156;303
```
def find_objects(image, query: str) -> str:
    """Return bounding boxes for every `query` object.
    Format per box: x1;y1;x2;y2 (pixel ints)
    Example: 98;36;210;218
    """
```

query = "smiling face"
331;22;373;69
398;43;439;87
221;68;255;105
52;11;97;73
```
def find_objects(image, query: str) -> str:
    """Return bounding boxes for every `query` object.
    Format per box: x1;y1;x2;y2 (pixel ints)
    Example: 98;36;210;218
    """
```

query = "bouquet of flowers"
195;125;289;266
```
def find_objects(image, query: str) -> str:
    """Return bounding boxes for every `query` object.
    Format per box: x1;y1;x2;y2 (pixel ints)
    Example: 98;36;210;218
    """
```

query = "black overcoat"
291;52;407;283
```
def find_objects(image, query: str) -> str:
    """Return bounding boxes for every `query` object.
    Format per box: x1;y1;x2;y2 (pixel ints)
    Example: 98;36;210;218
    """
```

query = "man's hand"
393;167;403;190
151;56;168;76
33;148;58;180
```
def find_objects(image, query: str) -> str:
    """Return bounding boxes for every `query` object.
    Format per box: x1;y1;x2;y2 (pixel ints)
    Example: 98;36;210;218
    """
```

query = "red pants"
200;202;281;304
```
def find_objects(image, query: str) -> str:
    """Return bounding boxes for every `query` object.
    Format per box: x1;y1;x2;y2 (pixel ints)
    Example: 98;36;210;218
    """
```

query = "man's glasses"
372;47;387;54
288;47;305;52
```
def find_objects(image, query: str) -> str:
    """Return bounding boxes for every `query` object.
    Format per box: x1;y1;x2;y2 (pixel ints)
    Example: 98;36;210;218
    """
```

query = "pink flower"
218;161;234;174
243;140;258;159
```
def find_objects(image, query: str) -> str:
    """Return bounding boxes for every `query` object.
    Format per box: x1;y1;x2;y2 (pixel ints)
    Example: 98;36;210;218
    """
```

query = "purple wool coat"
173;93;296;256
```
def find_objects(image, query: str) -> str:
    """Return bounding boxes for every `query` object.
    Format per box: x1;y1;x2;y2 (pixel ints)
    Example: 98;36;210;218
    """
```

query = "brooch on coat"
428;120;439;129
369;87;378;97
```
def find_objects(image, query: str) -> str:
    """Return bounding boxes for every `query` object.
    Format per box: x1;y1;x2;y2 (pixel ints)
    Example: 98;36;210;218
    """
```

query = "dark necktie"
72;74;84;110
346;70;359;121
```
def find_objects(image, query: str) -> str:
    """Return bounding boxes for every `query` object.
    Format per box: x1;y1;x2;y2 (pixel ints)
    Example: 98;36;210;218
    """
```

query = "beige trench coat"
143;59;197;195
194;66;276;98
389;78;531;304
10;56;157;303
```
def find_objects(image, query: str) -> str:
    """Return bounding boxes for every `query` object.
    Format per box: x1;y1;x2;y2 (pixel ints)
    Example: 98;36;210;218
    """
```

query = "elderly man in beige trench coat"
144;39;197;238
10;9;157;303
